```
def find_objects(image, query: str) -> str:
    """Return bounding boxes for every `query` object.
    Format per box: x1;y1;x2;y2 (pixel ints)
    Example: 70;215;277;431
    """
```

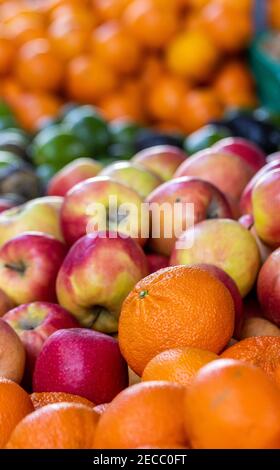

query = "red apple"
0;318;25;383
239;214;273;264
212;137;266;172
132;145;187;182
47;158;103;197
195;264;243;339
56;232;148;334
266;152;280;163
240;159;280;215
174;150;254;217
0;232;67;305
33;328;129;405
61;176;148;246
146;253;169;274
0;198;17;213
3;302;79;381
253;168;280;247
146;176;232;256
0;288;14;317
258;248;280;327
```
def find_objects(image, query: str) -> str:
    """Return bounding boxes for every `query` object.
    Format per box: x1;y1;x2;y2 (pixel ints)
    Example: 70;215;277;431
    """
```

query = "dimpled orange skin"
6;403;99;449
94;381;188;449
221;336;280;380
118;265;235;376
0;378;34;448
184;359;280;449
30;392;95;410
142;347;218;386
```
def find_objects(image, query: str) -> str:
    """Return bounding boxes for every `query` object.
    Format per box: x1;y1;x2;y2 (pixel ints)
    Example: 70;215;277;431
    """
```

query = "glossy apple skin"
170;219;261;298
253;168;280;248
239;215;272;264
266;152;280;163
132;145;187;182
146;176;232;256
240;159;280;215
100;161;163;199
56;232;148;334
257;248;280;327
33;328;129;405
195;264;243;339
3;302;79;381
0;317;25;383
61;176;148;246
146;253;169;274
47;158;102;197
174;150;255;218
213;137;266;171
0;288;14;317
0;196;64;246
0;232;67;305
0;199;17;213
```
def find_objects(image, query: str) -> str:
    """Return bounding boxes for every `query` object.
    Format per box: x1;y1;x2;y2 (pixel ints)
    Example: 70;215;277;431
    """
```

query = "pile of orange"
0;0;267;133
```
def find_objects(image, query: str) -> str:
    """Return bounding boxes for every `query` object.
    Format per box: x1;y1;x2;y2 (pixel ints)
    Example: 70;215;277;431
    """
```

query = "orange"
269;0;280;29
214;60;256;107
12;91;61;132
146;74;188;122
201;3;253;52
166;30;219;81
50;4;95;31
92;0;131;21
15;38;64;92
66;54;118;103
6;403;99;449
215;0;253;13
142;347;218;386
179;88;223;134
99;81;144;122
123;0;179;49
140;55;165;91
186;0;209;8
0;378;34;448
0;37;15;75
275;365;280;388
185;359;280;449
94;381;188;449
0;77;23;107
221;336;280;381
91;21;142;74
1;9;46;46
48;17;90;61
119;265;235;376
31;392;95;410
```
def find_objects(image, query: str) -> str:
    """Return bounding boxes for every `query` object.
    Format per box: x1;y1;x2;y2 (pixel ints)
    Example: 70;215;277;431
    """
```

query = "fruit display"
0;0;280;456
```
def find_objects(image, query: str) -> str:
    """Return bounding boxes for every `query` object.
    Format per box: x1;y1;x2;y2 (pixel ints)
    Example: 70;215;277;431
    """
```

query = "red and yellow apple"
0;196;64;246
99;161;163;198
61;176;149;246
146;252;169;274
170;219;261;297
47;158;103;197
0;288;14;317
0;232;67;305
240;159;280;215
146;176;232;256
212;137;266;172
257;248;280;327
0;318;25;383
132;145;187;182
174;150;255;217
56;232;148;333
253;168;280;247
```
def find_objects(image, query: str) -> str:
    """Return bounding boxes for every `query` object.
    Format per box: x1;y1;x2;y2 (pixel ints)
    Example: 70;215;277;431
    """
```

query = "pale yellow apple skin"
0;196;64;246
170;219;261;297
253;169;280;248
100;161;163;199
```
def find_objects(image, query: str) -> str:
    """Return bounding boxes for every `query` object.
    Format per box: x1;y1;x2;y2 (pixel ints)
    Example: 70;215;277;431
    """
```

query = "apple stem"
4;261;26;275
139;290;148;299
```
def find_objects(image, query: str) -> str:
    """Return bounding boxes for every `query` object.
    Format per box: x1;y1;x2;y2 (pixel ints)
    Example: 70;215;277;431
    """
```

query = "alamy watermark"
85;196;195;249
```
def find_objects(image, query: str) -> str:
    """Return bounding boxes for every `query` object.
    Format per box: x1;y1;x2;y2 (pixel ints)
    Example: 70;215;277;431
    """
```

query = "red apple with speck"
258;248;280;327
33;328;129;405
132;145;187;182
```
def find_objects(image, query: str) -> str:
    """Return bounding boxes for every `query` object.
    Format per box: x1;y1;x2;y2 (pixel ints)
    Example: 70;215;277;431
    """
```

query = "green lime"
184;124;232;155
0;128;30;159
0;101;18;130
254;107;280;127
63;105;111;154
31;124;90;171
110;118;141;147
0;150;21;167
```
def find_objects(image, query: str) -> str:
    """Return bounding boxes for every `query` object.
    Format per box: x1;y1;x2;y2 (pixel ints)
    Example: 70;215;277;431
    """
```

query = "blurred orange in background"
179;88;223;134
